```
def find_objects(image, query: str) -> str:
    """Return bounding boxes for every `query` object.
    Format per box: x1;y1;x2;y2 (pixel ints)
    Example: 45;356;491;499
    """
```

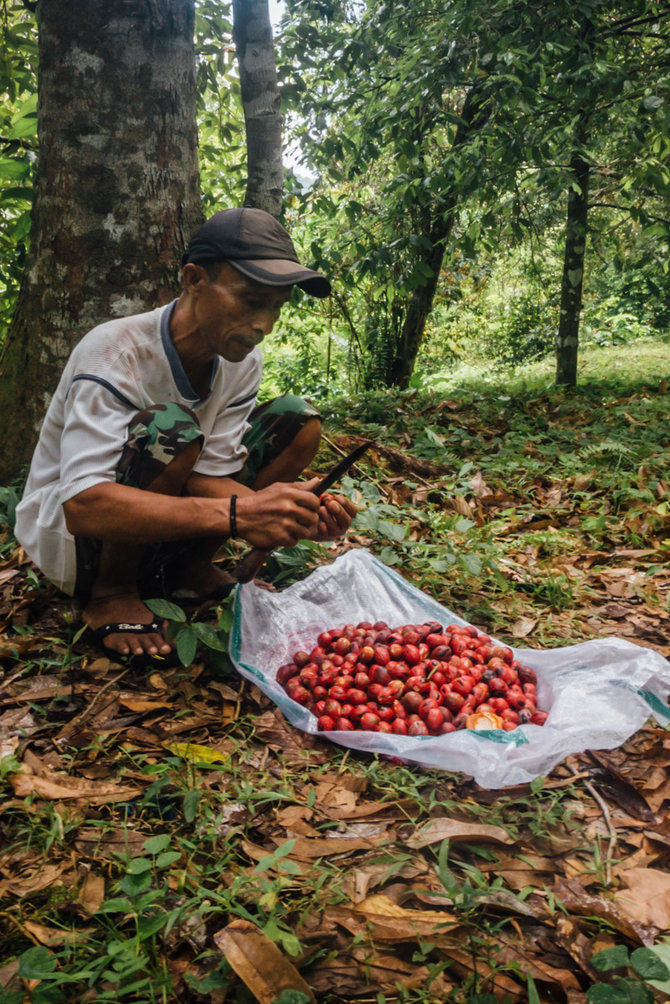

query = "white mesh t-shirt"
15;301;261;595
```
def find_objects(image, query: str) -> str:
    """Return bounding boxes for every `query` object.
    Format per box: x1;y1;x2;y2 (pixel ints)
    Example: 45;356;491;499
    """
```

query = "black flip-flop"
88;619;182;669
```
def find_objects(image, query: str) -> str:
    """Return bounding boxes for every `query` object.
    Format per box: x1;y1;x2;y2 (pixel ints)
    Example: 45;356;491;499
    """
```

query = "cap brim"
229;258;331;298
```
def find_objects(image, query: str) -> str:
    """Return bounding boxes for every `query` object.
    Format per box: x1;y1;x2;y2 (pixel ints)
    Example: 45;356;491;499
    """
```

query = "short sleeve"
56;378;137;506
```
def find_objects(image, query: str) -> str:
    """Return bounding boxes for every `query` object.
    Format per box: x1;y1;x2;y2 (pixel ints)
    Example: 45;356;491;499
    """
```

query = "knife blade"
235;441;370;584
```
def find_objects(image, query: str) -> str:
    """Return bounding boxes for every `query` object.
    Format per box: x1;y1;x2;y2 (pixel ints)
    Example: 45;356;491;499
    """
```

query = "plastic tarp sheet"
230;549;670;788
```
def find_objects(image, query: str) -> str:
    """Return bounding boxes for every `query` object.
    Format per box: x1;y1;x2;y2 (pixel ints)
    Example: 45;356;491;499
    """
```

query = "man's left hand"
314;492;357;542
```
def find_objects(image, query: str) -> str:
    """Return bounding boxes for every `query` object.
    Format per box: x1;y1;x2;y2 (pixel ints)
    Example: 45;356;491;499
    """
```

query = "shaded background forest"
0;0;668;479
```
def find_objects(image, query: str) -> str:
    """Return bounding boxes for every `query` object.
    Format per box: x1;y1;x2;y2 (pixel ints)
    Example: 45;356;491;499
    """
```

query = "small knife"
235;441;370;584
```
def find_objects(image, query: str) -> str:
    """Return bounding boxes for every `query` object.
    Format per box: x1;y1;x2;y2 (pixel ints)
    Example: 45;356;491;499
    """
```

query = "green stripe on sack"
637;688;670;720
470;728;529;746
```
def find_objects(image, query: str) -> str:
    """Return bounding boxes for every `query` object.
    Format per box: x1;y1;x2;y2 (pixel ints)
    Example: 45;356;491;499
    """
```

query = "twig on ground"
58;667;130;737
0;910;41;945
567;763;617;883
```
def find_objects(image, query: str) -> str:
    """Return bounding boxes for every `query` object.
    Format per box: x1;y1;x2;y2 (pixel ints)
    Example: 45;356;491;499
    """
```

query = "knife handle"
236;546;274;584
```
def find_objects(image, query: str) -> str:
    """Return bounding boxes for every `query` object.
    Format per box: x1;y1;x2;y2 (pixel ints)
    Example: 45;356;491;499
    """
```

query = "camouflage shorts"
74;394;321;599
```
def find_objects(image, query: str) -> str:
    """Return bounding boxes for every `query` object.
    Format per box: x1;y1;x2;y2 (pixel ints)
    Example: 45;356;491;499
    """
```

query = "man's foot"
83;593;173;659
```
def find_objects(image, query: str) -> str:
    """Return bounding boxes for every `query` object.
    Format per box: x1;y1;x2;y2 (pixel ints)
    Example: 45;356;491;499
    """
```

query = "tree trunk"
233;0;283;217
555;138;591;387
384;85;490;389
0;0;202;483
389;214;454;388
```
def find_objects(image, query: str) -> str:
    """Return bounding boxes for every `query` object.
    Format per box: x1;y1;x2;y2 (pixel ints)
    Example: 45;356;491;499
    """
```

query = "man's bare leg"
82;440;202;658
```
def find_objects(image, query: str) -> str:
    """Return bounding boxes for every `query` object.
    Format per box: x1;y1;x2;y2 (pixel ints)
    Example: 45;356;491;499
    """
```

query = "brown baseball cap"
182;207;331;297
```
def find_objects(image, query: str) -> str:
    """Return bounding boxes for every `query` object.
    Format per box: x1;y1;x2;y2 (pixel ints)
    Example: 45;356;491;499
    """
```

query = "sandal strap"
89;619;163;640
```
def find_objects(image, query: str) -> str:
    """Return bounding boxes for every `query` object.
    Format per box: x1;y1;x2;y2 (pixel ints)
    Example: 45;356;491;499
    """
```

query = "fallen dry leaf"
613;868;670;929
329;893;459;943
213;919;316;1004
74;826;148;860
23;920;92;946
77;872;106;915
0;861;71;898
10;767;142;804
555;877;655;945
511;615;538;638
283;835;383;860
0;959;20;991
404;817;512;849
0;734;18;760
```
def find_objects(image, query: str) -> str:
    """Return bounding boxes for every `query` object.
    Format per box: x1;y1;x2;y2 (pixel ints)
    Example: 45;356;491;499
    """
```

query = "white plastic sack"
229;549;670;788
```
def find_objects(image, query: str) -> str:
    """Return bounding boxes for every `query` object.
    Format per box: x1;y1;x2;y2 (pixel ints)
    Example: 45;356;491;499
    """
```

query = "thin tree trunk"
556;135;591;387
389;216;454;388
386;85;490;389
233;0;283;218
0;0;202;483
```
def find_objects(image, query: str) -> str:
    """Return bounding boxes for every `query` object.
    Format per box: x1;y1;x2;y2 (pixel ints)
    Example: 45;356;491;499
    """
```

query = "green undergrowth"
317;337;670;639
1;340;670;1001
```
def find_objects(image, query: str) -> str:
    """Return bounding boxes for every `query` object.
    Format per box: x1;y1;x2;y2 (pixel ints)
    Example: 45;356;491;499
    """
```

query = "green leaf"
144;598;187;622
218;605;234;632
9;113;36;140
156;850;182;868
127;856;152;874
592;946;630;971
98;897;135;913
193;620;228;651
0;157;30;180
143;833;171;855
273;839;297;860
459;553;482;575
137;913;167;939
643;941;670;992
184;789;201;822
527;974;540;1004
631;947;670;981
176;626;199;666
270;990;310;1004
119;871;152;895
587;982;637;1004
18;946;57;979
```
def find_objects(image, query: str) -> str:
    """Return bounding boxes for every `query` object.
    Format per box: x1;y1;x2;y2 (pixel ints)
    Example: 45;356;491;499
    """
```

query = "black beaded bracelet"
229;494;238;539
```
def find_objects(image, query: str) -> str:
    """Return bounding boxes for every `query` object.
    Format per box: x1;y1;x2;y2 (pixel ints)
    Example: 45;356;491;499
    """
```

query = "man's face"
193;262;292;362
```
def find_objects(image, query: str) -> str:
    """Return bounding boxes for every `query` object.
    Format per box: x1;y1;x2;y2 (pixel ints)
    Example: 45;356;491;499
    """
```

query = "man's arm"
63;478;322;549
187;472;357;542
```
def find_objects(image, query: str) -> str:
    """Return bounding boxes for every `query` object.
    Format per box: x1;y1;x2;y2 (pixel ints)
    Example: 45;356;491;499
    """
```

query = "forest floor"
1;340;670;1003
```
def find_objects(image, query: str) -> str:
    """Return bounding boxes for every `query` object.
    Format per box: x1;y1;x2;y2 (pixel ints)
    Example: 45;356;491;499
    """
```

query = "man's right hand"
234;479;321;549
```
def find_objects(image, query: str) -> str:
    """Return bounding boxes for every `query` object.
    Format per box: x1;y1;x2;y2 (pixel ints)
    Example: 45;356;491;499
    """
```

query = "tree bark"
555;134;591;387
0;0;202;483
233;0;283;218
386;85;490;389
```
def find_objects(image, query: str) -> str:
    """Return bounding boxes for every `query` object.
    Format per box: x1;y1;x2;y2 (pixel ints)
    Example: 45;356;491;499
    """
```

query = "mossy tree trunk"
0;0;202;483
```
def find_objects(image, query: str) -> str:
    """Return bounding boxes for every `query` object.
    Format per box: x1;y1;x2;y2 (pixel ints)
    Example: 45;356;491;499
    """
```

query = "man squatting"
15;208;356;667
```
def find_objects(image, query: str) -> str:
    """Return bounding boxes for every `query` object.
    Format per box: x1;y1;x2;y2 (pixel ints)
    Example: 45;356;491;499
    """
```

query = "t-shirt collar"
160;299;220;403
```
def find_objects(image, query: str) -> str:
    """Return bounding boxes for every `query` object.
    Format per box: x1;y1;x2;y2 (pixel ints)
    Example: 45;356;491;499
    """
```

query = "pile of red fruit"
276;620;548;735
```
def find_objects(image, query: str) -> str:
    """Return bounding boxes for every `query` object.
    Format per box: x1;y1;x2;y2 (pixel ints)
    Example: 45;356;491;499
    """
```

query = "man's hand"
314;491;358;542
235;480;321;549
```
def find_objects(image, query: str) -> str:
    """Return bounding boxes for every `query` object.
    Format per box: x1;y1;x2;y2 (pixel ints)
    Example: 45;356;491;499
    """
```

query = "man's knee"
116;402;204;490
238;394;321;487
